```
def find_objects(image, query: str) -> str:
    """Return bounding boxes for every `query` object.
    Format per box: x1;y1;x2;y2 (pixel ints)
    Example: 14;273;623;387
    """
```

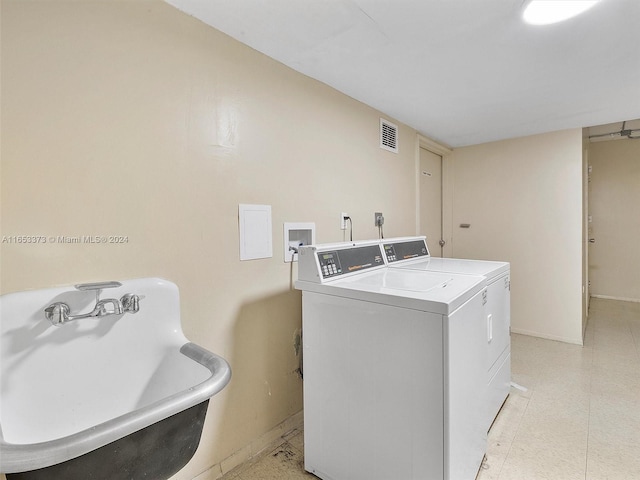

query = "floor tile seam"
590;327;637;341
286;439;304;456
594;332;635;342
584;333;596;480
274;439;303;459
631;321;640;361
584;433;640;450
494;393;532;479
221;434;292;480
232;438;299;480
591;318;640;363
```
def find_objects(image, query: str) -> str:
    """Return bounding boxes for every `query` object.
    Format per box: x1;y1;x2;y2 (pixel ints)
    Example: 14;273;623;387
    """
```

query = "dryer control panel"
383;239;430;263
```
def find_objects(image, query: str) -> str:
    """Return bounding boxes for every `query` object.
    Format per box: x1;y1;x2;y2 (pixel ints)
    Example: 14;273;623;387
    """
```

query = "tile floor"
221;298;640;480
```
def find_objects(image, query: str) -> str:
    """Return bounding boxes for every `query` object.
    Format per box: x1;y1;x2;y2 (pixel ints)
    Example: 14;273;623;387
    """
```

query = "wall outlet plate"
341;212;349;230
374;212;384;227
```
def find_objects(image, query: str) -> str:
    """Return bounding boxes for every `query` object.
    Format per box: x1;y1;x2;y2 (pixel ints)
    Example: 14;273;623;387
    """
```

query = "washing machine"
296;240;488;480
382;236;511;431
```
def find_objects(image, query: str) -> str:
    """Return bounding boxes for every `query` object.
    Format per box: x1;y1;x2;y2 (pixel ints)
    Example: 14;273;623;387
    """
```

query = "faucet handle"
120;294;140;314
45;302;70;326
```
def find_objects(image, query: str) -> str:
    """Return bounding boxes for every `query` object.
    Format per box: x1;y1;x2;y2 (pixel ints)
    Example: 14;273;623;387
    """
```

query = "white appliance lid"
394;257;509;279
382;237;509;280
297;268;485;315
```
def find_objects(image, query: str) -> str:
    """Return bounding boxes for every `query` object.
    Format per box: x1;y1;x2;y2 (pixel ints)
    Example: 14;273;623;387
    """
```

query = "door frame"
415;134;453;257
582;138;590;337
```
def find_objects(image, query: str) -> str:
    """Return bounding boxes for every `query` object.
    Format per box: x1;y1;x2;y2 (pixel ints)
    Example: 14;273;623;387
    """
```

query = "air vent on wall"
380;118;398;153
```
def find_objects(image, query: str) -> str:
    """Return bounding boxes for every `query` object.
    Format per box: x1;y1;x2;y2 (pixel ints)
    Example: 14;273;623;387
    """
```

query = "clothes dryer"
383;237;511;431
296;241;487;480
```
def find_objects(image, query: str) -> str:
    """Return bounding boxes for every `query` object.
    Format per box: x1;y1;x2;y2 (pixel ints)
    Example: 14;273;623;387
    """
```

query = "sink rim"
0;342;231;474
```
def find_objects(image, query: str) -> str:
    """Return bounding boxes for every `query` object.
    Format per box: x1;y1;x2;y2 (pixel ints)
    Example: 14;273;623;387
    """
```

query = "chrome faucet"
44;281;140;327
44;303;70;326
94;298;123;316
120;293;140;313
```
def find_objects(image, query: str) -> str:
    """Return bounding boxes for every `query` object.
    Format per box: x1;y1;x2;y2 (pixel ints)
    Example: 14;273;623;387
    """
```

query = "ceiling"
166;0;640;147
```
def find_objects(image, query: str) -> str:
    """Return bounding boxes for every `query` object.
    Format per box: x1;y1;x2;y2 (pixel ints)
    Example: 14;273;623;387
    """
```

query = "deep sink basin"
0;277;231;479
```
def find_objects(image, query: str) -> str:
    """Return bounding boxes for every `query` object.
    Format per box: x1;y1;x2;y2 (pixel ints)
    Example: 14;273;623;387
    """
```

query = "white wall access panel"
238;204;272;261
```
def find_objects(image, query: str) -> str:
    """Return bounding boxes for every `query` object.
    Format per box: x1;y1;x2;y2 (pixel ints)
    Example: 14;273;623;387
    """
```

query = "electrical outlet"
341;212;349;230
375;212;384;227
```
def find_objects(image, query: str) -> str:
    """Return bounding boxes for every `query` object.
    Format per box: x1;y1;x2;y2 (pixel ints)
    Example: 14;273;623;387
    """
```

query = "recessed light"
523;0;600;25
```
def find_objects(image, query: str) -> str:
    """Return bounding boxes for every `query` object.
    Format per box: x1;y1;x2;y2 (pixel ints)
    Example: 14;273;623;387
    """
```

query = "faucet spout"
63;298;123;322
94;298;123;316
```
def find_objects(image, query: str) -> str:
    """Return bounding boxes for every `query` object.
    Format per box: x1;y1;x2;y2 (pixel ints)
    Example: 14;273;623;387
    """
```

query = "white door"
419;147;443;257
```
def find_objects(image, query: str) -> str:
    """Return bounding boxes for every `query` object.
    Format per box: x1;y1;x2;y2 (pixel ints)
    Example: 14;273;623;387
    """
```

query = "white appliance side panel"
487;273;511;372
487;350;511;430
302;291;444;480
445;290;487;480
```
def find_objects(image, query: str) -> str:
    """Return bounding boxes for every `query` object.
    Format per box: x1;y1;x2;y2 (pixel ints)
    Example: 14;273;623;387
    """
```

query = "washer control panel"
383;239;429;263
317;245;384;279
318;251;342;278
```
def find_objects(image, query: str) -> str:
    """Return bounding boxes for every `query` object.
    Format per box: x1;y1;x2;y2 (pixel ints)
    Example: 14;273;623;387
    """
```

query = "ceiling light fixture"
523;0;601;25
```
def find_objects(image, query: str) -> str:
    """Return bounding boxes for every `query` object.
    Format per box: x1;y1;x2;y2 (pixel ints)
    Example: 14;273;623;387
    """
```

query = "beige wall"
588;139;640;302
0;1;417;478
449;129;584;345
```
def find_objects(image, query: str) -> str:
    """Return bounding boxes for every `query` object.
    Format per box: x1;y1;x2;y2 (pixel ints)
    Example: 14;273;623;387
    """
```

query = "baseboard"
510;328;583;346
192;410;304;480
591;294;640;303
